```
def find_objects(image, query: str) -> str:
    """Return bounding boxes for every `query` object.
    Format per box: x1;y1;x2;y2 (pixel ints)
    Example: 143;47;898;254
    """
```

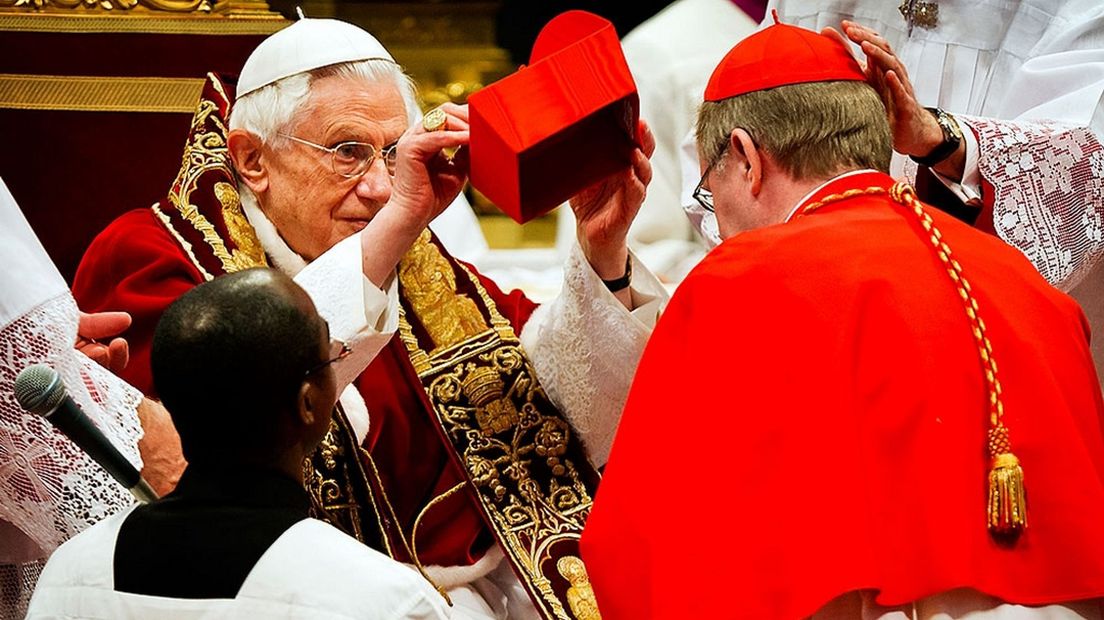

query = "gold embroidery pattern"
151;203;214;281
303;405;391;556
397;232;599;620
164;95;267;274
214;180;266;267
398;230;488;353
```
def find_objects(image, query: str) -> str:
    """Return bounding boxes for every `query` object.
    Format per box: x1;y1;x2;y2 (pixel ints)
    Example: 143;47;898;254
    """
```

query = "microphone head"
14;364;67;417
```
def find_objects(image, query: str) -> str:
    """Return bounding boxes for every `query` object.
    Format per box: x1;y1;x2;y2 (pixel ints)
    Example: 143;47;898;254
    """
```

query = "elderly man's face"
262;75;408;260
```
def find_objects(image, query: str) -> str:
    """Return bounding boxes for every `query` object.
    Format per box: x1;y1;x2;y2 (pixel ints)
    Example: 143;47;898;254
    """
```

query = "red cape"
581;171;1104;619
72;207;537;568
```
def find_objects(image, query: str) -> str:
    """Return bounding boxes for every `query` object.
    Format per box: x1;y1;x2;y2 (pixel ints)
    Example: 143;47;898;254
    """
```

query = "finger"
821;26;853;55
438;102;470;124
403;130;471;160
860;41;913;94
78;342;110;367
631;148;653;188
842;21;888;49
108;338;129;374
78;311;132;340
885;70;918;115
636;119;657;159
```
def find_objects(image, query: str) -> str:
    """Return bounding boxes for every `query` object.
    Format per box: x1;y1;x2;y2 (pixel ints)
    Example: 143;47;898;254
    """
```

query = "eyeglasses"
280;134;398;178
303;339;352;379
693;163;715;213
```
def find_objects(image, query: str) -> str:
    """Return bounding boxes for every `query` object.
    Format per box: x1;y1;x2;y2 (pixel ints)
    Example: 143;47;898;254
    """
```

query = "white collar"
783;169;881;223
240;188;309;277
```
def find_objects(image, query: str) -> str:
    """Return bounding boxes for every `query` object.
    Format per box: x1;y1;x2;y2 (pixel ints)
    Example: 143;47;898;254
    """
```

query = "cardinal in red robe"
581;21;1104;620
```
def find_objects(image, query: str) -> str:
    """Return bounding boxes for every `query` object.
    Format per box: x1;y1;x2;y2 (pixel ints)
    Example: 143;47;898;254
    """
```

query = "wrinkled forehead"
292;73;410;134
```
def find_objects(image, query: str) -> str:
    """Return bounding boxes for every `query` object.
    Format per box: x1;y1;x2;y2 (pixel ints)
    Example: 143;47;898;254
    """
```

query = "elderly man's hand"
570;119;655;287
823;23;944;158
76;311;131;375
388;102;472;230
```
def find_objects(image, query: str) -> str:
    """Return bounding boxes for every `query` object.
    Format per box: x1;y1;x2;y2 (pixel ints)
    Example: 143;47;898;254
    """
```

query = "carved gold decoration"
166;84;267;275
0;13;285;33
396;231;600;619
0;73;204;113
2;0;210;13
557;556;602;620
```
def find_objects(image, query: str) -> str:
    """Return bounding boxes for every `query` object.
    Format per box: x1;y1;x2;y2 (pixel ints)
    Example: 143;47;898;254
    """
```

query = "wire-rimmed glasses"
280;134;398;178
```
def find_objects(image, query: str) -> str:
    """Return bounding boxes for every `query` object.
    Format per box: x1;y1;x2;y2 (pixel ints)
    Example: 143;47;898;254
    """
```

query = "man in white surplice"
70;16;666;619
763;0;1104;384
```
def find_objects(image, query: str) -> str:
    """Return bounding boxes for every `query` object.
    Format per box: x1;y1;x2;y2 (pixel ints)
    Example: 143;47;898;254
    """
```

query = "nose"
353;157;392;203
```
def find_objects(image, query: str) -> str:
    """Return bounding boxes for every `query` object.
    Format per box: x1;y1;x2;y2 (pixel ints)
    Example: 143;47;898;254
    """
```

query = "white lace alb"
0;293;143;618
963;115;1104;291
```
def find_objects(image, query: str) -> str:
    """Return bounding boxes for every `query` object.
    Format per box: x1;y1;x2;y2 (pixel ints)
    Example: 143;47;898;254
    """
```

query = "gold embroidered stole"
397;230;603;620
148;73;394;556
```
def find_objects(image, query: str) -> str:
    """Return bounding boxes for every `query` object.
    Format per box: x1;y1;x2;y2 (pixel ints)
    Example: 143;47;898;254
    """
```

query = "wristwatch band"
601;255;632;293
910;107;963;168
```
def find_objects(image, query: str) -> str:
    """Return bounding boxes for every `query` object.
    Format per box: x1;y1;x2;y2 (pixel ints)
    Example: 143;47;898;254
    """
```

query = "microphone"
14;364;158;504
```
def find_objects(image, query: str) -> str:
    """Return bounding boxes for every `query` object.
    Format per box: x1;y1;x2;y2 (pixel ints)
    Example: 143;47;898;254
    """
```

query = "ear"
296;381;318;428
227;129;269;195
730;128;762;196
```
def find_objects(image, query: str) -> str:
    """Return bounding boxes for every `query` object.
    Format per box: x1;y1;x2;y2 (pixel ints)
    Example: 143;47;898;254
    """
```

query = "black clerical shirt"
113;465;311;599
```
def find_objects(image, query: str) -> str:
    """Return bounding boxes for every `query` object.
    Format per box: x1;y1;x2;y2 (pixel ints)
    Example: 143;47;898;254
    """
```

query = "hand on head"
76;311;131;375
823;21;943;158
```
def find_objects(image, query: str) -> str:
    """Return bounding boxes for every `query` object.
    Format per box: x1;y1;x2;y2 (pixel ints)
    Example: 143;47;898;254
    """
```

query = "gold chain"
796;181;1027;539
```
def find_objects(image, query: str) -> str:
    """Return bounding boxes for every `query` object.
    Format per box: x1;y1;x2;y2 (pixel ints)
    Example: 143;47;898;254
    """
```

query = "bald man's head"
152;268;332;465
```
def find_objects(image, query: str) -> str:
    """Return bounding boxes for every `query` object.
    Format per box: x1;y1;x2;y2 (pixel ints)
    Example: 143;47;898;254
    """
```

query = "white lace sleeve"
520;243;668;467
958;115;1104;291
0;293;143;556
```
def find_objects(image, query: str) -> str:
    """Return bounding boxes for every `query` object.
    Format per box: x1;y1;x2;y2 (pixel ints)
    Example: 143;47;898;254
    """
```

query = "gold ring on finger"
422;108;447;132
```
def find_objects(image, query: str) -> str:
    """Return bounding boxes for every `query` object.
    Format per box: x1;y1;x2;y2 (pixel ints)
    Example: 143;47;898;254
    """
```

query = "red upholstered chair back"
0;14;285;283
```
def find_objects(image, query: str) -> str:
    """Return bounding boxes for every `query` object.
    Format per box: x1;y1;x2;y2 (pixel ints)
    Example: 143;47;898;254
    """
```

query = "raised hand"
570;119;656;281
387;102;471;231
824;22;944;159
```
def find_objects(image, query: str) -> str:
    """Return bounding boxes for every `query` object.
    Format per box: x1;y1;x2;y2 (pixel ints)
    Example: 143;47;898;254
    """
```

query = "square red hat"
468;10;639;224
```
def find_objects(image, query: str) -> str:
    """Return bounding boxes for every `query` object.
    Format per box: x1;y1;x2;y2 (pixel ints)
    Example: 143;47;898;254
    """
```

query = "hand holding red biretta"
468;10;639;224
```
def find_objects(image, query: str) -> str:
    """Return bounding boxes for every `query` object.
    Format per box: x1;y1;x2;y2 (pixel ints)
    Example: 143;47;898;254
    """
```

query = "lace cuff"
0;293;142;557
520;243;668;466
962;115;1104;290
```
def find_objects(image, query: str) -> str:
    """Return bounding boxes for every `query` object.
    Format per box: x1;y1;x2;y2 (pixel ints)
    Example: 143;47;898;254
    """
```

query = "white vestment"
243;195;668;618
619;0;759;282
813;589;1102;620
26;509;449;620
767;0;1104;383
0;177;144;619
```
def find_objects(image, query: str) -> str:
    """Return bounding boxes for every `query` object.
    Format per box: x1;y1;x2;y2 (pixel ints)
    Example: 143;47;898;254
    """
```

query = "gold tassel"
987;452;1027;538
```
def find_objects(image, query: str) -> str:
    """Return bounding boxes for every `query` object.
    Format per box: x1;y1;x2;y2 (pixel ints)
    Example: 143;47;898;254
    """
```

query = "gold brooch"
899;0;938;35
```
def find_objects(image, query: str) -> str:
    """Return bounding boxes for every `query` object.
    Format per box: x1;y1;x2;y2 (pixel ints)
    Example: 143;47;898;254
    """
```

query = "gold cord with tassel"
798;182;1027;540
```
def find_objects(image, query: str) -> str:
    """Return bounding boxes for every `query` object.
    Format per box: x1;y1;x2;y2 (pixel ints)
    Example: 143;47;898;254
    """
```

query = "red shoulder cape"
581;172;1104;619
